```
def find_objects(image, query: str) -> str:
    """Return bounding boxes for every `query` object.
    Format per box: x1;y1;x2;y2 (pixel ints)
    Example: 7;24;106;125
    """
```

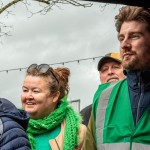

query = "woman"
21;64;86;150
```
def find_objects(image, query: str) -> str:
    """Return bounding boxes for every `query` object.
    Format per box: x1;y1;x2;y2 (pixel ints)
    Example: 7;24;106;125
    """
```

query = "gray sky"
0;2;123;110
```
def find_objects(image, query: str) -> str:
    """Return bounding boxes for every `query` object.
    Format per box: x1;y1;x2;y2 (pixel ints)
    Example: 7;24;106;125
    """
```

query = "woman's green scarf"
27;97;81;150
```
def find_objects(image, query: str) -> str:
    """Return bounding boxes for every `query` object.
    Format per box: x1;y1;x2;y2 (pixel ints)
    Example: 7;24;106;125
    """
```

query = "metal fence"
69;99;80;112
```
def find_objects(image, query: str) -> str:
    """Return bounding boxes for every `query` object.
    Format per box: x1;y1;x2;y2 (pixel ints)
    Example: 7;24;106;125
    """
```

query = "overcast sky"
0;2;123;110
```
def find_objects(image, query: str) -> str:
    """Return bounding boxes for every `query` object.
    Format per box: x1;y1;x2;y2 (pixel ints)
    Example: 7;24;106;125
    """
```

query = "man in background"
80;52;125;126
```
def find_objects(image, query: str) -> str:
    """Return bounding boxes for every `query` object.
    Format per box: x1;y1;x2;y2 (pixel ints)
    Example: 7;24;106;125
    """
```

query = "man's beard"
122;56;139;70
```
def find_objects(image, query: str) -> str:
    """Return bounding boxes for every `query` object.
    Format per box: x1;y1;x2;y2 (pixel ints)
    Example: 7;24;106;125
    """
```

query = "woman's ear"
52;91;60;103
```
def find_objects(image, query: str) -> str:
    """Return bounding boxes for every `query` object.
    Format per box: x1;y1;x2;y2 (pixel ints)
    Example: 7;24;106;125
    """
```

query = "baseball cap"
97;52;122;71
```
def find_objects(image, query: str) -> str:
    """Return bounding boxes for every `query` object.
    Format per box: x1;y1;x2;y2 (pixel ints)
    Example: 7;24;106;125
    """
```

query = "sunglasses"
27;64;59;84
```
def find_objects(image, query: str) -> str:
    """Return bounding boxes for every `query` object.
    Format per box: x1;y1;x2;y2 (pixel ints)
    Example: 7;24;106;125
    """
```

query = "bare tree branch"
0;0;23;14
0;22;12;37
0;0;92;37
0;0;92;15
34;0;50;5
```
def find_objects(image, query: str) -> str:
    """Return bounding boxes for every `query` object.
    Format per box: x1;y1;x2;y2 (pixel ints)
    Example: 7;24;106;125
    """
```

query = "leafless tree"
0;0;92;37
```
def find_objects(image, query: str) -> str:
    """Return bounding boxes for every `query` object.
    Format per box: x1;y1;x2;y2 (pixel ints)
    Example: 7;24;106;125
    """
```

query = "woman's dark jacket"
0;98;31;150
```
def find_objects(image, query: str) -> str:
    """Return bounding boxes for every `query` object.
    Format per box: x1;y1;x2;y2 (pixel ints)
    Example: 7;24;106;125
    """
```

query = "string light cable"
0;56;103;73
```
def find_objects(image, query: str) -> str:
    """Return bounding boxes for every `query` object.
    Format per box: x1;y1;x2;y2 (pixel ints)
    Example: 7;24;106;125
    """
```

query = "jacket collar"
125;70;150;90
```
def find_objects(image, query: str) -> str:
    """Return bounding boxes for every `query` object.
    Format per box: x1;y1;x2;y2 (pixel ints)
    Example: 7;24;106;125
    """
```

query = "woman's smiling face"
21;75;59;119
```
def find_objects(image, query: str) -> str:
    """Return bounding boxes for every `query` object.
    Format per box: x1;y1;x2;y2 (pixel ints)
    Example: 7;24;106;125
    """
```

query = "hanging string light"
0;56;103;73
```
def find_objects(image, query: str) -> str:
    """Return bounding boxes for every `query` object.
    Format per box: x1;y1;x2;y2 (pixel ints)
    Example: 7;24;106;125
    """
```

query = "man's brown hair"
115;6;150;32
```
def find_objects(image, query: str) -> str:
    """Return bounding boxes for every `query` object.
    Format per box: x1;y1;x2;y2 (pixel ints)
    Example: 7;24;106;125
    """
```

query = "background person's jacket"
0;98;31;150
80;104;92;126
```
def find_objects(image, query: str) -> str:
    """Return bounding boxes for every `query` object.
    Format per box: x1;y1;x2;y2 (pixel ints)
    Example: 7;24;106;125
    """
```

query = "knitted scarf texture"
27;97;81;150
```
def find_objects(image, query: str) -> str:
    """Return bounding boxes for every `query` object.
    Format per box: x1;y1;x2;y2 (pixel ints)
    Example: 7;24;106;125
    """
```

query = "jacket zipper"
136;77;142;125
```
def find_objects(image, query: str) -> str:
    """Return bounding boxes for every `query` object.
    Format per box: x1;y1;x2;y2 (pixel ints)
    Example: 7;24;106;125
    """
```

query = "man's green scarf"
27;97;81;150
